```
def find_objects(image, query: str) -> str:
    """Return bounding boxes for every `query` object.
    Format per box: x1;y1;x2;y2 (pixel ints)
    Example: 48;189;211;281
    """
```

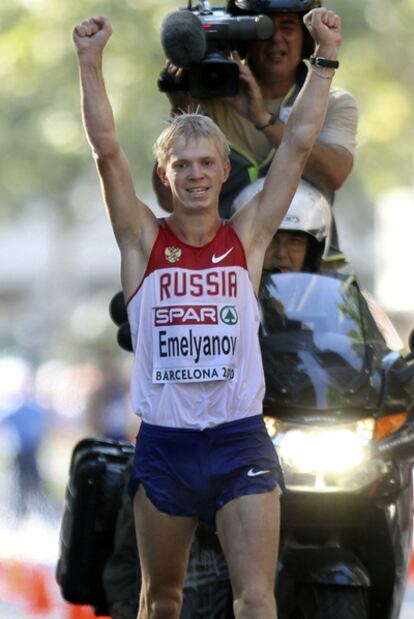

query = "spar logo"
154;304;238;326
154;305;218;326
220;306;238;325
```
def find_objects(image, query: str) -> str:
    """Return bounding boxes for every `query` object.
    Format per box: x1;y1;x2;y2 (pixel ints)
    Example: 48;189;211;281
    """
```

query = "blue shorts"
128;414;284;529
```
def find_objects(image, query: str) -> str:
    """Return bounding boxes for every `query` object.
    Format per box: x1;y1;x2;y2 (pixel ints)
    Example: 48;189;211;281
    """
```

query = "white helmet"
232;177;332;266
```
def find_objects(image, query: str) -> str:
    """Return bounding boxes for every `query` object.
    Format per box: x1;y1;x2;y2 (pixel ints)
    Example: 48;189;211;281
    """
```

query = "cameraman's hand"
222;51;269;128
73;16;112;62
164;60;196;113
303;8;341;59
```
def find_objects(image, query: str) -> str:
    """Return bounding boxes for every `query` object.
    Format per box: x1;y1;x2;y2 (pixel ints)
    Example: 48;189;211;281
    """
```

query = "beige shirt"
202;87;359;165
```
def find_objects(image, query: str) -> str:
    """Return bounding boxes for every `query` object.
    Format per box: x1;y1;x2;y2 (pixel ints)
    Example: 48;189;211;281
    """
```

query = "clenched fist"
73;15;112;59
303;8;341;58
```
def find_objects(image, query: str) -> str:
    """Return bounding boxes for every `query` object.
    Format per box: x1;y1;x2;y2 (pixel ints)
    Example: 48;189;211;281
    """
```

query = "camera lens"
189;55;240;98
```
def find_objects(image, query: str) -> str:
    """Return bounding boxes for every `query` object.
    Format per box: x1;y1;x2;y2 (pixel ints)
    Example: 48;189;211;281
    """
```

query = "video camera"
158;1;274;99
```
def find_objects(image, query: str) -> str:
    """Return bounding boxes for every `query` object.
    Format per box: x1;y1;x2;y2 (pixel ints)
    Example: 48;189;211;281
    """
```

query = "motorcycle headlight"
264;416;388;492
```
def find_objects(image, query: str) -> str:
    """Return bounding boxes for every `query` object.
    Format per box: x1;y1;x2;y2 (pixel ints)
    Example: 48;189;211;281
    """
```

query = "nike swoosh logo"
247;468;270;477
212;247;234;263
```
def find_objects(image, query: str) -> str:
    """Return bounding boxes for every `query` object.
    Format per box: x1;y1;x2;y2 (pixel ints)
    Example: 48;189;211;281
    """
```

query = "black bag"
56;437;134;615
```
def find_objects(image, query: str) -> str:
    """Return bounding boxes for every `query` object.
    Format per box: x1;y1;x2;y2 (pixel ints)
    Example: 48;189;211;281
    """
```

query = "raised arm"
73;16;158;297
226;52;354;193
231;8;342;285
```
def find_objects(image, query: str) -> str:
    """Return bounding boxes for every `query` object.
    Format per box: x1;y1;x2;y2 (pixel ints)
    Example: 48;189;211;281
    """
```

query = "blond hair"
153;113;230;167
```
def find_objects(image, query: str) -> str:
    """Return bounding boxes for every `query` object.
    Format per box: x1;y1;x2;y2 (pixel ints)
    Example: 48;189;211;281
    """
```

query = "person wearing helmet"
157;0;358;265
232;176;332;274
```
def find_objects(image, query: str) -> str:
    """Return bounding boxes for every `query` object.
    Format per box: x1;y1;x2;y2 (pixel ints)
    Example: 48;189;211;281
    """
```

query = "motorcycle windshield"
259;273;390;411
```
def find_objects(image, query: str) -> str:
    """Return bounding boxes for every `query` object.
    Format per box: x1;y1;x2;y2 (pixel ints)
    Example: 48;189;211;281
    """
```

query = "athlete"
103;178;333;619
73;8;342;619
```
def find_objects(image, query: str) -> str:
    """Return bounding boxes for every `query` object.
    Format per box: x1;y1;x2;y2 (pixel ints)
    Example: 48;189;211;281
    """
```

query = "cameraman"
155;0;358;262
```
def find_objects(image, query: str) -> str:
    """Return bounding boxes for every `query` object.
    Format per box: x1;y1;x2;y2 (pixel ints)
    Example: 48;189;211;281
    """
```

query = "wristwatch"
254;112;277;131
310;55;339;69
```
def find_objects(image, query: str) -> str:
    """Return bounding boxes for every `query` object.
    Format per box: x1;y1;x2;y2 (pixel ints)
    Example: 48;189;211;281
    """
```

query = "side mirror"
117;322;133;353
378;349;414;414
398;327;414;382
109;291;128;326
377;331;414;462
109;292;133;353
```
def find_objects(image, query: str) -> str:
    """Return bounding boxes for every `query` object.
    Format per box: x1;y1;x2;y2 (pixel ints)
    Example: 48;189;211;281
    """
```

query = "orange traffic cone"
408;549;414;586
26;565;53;613
66;604;109;619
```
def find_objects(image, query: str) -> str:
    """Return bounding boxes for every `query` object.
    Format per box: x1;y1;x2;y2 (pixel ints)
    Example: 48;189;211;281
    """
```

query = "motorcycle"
57;272;414;619
258;271;414;619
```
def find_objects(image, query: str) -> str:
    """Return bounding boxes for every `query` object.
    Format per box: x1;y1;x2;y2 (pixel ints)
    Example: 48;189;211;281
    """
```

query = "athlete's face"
263;230;308;273
158;137;230;212
246;13;303;87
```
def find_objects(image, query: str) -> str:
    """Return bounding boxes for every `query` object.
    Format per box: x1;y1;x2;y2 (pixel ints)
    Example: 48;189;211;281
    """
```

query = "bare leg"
216;489;280;619
133;486;198;619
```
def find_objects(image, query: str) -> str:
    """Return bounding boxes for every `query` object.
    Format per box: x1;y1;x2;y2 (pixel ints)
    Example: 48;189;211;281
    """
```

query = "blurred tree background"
0;0;413;363
0;0;176;218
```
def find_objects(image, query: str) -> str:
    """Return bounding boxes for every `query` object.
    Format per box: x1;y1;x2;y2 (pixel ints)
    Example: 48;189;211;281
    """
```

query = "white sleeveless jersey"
126;220;265;430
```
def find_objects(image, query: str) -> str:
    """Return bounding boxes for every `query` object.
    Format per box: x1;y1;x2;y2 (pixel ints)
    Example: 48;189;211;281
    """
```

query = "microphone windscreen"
161;10;207;68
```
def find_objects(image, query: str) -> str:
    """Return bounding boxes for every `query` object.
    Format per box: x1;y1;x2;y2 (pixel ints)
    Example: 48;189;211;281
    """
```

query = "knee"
150;598;181;619
144;587;183;619
233;585;276;618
